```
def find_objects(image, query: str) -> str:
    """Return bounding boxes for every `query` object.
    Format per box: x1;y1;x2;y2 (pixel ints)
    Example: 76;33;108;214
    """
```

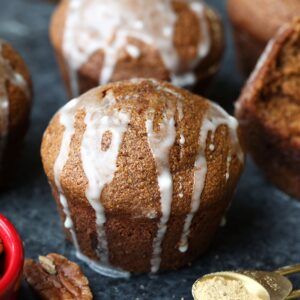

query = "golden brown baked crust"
49;0;224;96
228;0;300;74
0;40;32;184
41;79;244;273
235;19;300;199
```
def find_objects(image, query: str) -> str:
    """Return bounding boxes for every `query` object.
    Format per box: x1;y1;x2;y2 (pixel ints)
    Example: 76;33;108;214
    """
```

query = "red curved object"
0;214;24;300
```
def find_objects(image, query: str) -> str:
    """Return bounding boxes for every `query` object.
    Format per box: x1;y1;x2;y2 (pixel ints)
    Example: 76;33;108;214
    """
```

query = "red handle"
0;214;24;300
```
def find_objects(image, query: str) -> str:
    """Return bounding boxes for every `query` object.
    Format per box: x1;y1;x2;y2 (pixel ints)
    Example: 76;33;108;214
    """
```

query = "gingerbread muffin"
0;39;32;185
50;0;224;97
235;19;300;199
228;0;300;75
41;79;244;276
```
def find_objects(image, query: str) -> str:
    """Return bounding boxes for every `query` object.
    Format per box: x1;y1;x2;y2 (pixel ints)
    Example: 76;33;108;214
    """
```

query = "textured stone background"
0;0;300;299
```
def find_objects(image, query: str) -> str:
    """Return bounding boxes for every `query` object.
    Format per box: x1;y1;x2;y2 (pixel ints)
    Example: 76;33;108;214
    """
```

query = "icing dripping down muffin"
41;79;244;276
50;0;224;97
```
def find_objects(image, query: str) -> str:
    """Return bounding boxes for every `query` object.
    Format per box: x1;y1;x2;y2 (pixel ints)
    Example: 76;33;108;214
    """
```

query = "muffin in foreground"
41;79;244;276
228;0;300;75
235;19;300;199
0;39;32;185
50;0;224;97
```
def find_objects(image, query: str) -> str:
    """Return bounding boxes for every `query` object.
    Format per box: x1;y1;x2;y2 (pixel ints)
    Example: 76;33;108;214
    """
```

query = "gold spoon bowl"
192;264;300;300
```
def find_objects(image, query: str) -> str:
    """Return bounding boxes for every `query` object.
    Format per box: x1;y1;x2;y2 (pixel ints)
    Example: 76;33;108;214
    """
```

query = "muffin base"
52;184;233;273
238;113;300;199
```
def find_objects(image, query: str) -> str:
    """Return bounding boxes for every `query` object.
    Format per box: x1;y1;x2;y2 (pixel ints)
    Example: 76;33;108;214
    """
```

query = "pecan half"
24;253;93;300
0;239;3;256
39;256;57;275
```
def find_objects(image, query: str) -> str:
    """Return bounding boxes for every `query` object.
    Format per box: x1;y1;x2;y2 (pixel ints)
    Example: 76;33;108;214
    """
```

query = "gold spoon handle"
286;290;300;299
276;264;300;299
276;264;300;276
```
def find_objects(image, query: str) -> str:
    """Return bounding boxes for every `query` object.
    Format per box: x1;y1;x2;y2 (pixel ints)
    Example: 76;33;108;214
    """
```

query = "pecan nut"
24;253;93;300
39;255;57;275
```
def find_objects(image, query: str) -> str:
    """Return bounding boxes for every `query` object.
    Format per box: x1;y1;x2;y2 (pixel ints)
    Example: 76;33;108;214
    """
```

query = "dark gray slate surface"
0;0;300;299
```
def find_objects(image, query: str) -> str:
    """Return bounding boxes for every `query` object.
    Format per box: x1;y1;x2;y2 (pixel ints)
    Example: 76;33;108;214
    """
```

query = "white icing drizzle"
179;135;185;145
62;0;211;97
146;112;176;273
178;102;243;253
81;90;130;264
54;98;80;251
126;44;141;59
225;155;232;181
76;251;130;278
190;1;211;63
171;72;197;87
176;96;185;202
177;99;185;146
62;0;81;96
0;40;29;163
147;211;158;219
178;179;184;199
210;103;244;163
53;92;130;278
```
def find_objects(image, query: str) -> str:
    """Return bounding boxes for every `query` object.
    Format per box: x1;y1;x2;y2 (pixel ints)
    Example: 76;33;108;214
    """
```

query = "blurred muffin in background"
50;0;224;97
228;0;300;75
0;40;32;186
235;19;300;199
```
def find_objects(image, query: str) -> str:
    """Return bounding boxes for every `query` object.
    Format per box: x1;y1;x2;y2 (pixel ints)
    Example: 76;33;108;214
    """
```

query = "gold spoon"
192;264;300;300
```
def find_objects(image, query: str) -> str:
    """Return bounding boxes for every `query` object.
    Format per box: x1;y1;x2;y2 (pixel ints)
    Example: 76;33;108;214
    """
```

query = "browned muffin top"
42;78;244;274
51;0;222;96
